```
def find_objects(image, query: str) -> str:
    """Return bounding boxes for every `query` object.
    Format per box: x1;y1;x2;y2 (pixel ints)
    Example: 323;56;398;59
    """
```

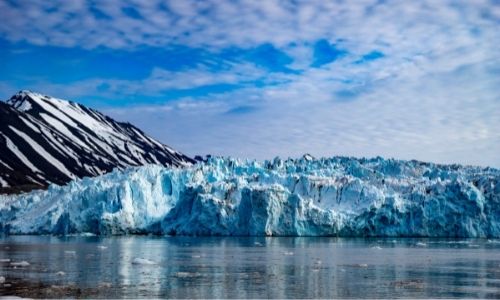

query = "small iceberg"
174;272;201;278
10;261;30;267
131;258;157;265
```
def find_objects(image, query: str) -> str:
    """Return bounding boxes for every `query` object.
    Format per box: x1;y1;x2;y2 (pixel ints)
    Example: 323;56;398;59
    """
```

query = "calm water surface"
0;236;499;298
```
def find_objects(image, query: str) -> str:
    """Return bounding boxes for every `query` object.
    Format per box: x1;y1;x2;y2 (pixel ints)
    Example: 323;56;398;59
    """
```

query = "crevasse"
0;156;499;237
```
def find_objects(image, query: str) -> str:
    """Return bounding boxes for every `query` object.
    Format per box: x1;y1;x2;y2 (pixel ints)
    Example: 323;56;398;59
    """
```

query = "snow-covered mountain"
0;91;194;193
0;157;498;237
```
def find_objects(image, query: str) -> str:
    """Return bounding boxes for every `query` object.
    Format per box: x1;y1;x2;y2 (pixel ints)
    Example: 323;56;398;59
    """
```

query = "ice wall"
0;156;499;237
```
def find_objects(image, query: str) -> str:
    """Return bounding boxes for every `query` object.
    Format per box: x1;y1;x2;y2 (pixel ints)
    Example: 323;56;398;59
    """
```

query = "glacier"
0;156;499;237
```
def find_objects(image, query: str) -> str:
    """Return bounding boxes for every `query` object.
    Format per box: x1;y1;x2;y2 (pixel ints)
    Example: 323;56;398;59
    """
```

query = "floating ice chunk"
283;251;294;256
64;251;76;256
99;282;112;288
79;232;96;237
97;246;108;250
56;271;65;276
0;276;5;283
391;279;424;289
174;272;201;278
415;242;427;247
10;261;30;267
131;258;157;265
0;259;11;263
371;246;382;250
441;241;470;244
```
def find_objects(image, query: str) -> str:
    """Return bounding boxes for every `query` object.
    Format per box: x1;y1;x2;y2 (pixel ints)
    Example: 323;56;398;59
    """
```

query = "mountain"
0;91;194;193
0;157;498;237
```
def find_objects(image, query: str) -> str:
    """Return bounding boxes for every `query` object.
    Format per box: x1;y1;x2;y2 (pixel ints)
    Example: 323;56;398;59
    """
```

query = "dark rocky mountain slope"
0;91;193;193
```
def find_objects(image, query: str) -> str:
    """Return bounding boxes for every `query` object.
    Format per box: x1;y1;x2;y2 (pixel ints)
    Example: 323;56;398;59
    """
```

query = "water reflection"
0;236;499;298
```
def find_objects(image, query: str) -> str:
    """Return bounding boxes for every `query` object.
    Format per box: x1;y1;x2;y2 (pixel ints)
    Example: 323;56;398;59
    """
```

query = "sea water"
0;236;499;298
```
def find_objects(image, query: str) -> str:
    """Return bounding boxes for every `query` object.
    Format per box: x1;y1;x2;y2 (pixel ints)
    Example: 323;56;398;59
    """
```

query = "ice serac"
0;157;499;237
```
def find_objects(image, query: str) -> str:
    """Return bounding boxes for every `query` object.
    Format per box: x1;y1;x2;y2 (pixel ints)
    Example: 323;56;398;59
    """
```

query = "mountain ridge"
0;90;194;193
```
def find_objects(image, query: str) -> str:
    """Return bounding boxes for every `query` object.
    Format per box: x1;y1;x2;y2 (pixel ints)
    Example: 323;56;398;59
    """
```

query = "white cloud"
103;56;500;167
1;0;499;166
0;1;497;53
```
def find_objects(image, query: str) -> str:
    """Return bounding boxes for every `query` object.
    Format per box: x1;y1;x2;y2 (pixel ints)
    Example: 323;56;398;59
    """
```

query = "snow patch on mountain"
0;132;42;174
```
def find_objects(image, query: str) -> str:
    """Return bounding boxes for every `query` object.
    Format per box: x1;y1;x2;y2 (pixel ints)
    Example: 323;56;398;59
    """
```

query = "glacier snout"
0;157;498;237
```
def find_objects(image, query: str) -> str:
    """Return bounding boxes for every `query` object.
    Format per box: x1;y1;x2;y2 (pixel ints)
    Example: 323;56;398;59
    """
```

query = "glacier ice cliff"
0;156;499;237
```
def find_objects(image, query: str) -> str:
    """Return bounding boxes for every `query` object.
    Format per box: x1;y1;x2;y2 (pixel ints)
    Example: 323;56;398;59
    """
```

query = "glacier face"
0;156;499;237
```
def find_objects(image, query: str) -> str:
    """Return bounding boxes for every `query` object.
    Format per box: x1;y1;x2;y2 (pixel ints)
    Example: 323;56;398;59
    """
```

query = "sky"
0;0;499;167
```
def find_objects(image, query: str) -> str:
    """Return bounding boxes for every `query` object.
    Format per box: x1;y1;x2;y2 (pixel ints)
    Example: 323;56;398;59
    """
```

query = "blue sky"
1;0;499;166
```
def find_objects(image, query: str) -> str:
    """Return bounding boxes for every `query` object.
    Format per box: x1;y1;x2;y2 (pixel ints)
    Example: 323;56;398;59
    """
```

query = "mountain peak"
1;91;194;193
9;90;44;101
7;90;39;111
7;90;77;113
15;89;35;96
